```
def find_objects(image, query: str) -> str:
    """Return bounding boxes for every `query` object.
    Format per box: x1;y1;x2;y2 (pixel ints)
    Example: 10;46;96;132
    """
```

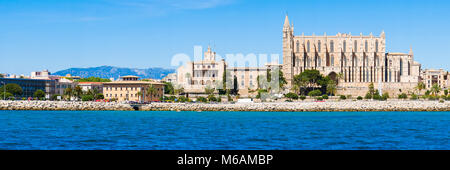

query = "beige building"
177;46;227;94
421;69;449;90
282;15;422;96
103;76;164;102
78;82;104;93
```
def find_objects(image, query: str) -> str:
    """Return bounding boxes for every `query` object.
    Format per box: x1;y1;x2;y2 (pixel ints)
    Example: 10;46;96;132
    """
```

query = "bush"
447;95;450;101
207;95;217;102
444;90;448;96
299;95;306;100
339;95;346;100
33;89;45;98
322;94;328;99
0;92;13;100
316;96;323;101
428;95;437;101
227;94;233;102
196;96;207;103
398;93;408;99
217;96;222;102
357;96;363;100
81;95;94;101
425;90;431;96
256;89;267;99
381;93;389;101
178;96;188;102
284;92;299;100
51;94;61;101
410;94;418;100
308;90;322;97
364;93;372;99
373;93;381;100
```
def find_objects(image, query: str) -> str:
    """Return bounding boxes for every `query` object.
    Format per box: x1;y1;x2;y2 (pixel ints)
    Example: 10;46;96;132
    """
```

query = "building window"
343;40;346;52
354;40;357;52
365;40;368;52
318;40;321;52
400;59;403;76
331;55;334;66
375;40;379;52
330;40;334;52
296;41;300;52
307;41;310;52
317;56;321;67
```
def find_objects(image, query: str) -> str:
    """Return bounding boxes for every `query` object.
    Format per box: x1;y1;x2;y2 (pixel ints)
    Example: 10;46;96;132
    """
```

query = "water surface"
0;110;448;150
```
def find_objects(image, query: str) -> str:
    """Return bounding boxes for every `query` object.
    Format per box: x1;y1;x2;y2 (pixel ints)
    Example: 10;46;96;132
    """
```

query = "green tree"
81;95;94;101
293;69;325;95
136;91;144;102
0;83;23;96
326;80;337;96
368;83;375;96
415;82;426;95
430;83;441;96
164;82;174;95
64;87;73;100
308;89;322;97
33;89;46;98
74;85;83;100
205;85;215;95
146;84;157;102
284;92;299;100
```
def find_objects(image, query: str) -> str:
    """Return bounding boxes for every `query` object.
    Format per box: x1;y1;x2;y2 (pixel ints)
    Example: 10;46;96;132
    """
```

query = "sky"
0;0;449;75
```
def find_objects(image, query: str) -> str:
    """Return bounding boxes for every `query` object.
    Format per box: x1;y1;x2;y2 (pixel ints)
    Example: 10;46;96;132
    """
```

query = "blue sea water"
0;110;448;150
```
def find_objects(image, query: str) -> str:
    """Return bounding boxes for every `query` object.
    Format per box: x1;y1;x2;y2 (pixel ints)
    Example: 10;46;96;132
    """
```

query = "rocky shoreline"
0;100;449;112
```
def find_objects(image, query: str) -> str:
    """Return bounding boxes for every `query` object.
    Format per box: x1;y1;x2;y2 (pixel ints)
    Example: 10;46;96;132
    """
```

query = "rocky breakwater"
142;100;450;112
0;100;449;111
0;101;134;111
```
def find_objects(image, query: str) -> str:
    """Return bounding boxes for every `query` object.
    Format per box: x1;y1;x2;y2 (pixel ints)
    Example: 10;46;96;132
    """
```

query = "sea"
0;110;448;150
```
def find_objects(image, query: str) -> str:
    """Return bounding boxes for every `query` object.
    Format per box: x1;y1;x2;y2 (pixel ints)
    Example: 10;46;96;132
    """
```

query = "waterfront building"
103;76;164;102
176;46;227;94
77;82;104;93
282;15;422;96
31;70;51;79
0;77;56;98
162;73;177;83
421;69;449;90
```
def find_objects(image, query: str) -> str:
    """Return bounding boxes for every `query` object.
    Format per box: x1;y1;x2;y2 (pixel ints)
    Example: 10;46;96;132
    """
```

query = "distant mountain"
53;66;175;80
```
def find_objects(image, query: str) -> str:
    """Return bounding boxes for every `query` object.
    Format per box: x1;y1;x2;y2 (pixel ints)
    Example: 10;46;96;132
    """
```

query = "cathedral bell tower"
282;14;294;88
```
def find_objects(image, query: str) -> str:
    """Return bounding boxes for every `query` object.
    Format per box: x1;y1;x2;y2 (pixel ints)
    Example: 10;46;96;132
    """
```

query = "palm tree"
430;83;441;96
291;84;300;94
136;91;143;102
74;85;83;100
64;87;73;101
146;84;157;102
415;82;426;95
326;80;337;96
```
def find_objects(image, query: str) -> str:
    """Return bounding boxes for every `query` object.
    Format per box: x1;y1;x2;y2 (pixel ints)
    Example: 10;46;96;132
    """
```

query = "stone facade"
282;15;422;96
103;76;164;102
421;69;449;90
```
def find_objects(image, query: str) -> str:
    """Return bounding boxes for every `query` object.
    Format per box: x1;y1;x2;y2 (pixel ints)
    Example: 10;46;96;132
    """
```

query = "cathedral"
282;15;422;96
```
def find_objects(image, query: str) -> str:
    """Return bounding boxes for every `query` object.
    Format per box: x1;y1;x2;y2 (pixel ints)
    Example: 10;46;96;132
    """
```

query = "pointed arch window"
343;40;346;52
354;40;358;52
307;41;310;52
318;40;321;52
296;41;300;52
330;55;335;66
330;40;334;52
408;61;411;75
400;59;403;76
317;56;321;67
365;40;368;52
375;40;379;52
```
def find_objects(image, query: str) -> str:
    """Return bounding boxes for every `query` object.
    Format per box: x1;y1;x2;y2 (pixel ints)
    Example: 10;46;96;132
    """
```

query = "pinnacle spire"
409;46;414;56
284;14;290;28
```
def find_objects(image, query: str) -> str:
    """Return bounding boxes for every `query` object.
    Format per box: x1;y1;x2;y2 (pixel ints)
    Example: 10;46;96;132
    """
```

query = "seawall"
0;100;449;112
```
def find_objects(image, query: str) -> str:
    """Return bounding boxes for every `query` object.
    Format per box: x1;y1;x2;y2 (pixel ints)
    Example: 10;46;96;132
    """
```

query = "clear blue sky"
0;0;449;75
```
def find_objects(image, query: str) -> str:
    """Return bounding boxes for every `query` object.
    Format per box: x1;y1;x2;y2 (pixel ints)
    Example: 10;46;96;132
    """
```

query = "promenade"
0;100;449;112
